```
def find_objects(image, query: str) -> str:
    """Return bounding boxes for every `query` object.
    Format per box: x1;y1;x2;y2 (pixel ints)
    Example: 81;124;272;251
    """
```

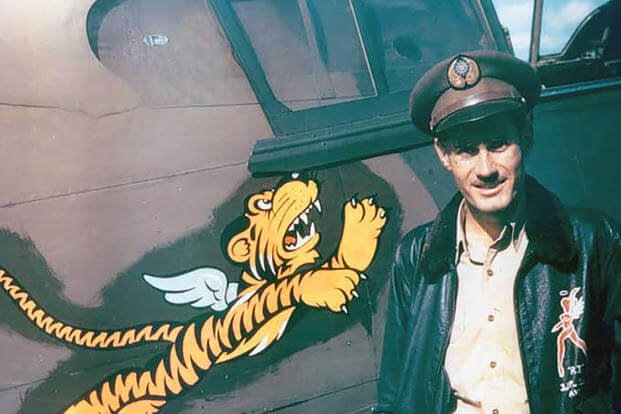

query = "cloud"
495;0;532;32
494;0;607;58
494;0;532;60
546;0;594;31
540;0;605;54
560;1;594;25
511;32;532;61
540;33;567;54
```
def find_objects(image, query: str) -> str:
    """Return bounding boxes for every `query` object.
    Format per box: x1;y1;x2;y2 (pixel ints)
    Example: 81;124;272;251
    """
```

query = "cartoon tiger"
0;174;386;413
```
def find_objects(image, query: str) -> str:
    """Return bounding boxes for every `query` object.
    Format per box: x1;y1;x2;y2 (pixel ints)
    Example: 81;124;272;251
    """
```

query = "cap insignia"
447;56;480;90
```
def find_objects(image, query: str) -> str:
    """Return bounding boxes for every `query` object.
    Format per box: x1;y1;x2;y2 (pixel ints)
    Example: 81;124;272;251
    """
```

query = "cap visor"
435;99;525;135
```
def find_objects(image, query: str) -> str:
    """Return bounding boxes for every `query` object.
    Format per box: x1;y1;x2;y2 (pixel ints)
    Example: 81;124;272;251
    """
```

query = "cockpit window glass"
353;0;494;93
229;0;496;112
540;0;609;56
537;0;621;87
231;0;375;110
493;0;621;88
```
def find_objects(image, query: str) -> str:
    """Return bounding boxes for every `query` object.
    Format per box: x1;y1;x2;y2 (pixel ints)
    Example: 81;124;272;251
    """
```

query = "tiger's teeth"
314;199;322;213
300;212;308;224
293;217;300;226
288;223;295;231
296;231;303;242
267;255;277;275
310;222;316;236
258;254;266;271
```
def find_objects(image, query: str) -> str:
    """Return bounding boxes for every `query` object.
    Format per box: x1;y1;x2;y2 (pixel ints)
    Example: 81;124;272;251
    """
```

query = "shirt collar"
455;198;526;264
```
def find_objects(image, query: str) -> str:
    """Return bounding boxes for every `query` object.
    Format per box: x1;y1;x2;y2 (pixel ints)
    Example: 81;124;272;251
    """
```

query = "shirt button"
488;314;495;322
486;268;494;277
492;409;500;414
490;361;497;368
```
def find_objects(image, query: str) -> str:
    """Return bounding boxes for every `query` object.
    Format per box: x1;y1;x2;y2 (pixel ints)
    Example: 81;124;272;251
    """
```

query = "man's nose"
475;149;499;181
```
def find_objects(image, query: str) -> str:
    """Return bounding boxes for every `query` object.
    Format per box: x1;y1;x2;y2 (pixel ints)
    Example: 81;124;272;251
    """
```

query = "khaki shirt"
445;200;530;414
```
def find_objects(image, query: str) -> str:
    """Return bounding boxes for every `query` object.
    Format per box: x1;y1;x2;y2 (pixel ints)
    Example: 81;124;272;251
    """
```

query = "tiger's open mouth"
283;199;322;251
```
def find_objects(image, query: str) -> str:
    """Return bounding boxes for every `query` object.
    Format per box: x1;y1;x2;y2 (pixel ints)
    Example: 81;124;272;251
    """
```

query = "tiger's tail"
0;268;182;349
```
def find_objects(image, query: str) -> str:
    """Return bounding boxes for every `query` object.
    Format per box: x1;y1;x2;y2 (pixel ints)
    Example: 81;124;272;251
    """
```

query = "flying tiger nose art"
0;174;387;413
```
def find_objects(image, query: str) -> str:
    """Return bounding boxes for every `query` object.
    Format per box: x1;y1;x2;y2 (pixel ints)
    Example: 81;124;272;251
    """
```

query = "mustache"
472;177;506;188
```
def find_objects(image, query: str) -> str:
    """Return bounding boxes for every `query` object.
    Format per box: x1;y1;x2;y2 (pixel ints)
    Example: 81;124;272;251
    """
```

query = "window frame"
537;0;608;61
209;0;511;174
528;0;621;100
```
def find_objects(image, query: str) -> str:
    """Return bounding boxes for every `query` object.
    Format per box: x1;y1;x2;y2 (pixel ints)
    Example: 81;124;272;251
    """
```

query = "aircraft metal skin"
0;2;417;411
1;177;387;413
2;0;621;413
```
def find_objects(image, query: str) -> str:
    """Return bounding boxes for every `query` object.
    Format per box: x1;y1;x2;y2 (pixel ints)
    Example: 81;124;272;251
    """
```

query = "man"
376;50;621;413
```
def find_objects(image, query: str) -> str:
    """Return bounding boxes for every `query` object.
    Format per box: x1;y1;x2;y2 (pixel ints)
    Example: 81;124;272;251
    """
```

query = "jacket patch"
551;287;587;380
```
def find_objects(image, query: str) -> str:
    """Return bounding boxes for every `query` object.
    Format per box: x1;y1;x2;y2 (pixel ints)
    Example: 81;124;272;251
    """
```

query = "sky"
492;0;608;61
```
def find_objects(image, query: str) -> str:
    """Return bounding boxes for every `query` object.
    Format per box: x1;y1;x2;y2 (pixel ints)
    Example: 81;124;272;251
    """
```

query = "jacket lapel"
523;176;578;270
420;175;578;280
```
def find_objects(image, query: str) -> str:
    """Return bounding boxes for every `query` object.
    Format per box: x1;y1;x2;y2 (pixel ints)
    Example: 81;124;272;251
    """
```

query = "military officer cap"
409;49;542;136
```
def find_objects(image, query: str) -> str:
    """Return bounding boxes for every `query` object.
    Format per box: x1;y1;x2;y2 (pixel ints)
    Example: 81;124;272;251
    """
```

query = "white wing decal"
569;287;585;320
143;267;239;311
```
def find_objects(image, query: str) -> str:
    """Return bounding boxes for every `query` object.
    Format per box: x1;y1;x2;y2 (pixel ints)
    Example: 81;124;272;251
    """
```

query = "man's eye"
488;140;509;151
455;144;478;155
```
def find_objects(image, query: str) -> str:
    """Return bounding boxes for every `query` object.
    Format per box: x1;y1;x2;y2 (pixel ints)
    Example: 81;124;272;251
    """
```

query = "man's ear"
433;138;452;171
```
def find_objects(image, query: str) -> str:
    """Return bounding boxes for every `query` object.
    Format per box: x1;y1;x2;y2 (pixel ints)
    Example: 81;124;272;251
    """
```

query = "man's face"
433;113;526;217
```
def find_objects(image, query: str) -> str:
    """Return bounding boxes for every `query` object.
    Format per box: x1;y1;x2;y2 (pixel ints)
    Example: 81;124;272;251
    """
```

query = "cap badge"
447;56;480;89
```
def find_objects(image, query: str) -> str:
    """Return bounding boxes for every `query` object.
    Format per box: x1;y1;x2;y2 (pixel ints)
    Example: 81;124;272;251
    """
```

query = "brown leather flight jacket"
377;176;621;413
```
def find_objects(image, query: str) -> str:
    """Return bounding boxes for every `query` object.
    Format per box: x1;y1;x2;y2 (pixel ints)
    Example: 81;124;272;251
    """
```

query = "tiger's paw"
299;269;361;313
335;196;387;271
